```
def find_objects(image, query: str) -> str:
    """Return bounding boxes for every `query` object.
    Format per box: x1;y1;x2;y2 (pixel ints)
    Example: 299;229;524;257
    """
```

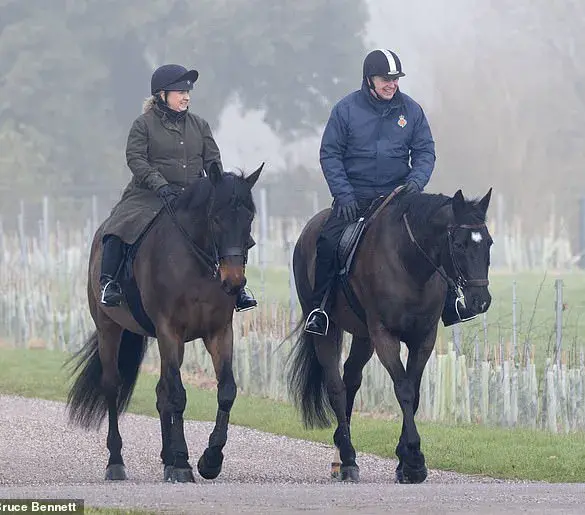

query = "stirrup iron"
304;308;330;336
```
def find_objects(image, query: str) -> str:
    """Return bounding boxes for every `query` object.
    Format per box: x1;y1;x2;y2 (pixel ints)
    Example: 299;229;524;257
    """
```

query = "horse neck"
174;200;213;249
396;206;451;285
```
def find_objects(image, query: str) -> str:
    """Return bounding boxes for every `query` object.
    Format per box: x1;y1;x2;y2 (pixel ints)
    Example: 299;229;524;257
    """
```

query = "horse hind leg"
315;324;359;482
197;324;237;480
102;324;150;480
330;335;374;479
66;315;127;480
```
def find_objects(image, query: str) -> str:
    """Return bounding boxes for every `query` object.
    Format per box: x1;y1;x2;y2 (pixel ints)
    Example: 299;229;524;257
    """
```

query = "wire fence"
1;217;585;433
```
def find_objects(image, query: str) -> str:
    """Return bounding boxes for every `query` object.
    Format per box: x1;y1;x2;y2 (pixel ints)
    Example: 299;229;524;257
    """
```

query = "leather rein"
403;213;489;291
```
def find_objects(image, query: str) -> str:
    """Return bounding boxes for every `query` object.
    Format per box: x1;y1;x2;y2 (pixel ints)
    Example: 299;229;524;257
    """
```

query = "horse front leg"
369;323;427;484
198;324;237;480
157;334;194;483
394;328;438;484
157;341;186;481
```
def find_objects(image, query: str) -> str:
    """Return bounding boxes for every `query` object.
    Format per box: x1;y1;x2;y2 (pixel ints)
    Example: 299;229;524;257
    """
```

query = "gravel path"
0;395;584;514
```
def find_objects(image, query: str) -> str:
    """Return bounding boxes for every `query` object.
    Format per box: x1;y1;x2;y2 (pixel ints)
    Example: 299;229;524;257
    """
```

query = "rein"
167;207;219;277
402;213;489;290
163;182;251;278
162;188;219;277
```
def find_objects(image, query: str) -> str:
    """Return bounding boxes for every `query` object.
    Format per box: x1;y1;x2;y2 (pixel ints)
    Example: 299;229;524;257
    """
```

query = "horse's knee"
165;365;187;412
394;379;415;407
156;378;168;413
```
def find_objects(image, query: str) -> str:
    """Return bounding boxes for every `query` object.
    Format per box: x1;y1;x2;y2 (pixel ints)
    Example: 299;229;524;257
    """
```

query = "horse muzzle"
463;287;491;315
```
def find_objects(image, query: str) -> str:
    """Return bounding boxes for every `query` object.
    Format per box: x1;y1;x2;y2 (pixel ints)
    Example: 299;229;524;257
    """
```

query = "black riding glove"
403;180;421;195
334;198;359;222
156;184;179;214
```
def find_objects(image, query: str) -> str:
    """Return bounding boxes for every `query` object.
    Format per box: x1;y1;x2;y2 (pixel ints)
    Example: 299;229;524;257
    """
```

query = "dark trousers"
312;199;373;310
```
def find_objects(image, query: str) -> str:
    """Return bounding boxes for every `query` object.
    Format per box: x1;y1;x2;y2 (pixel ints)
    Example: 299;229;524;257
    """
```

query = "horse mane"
174;170;257;214
390;192;451;226
389;191;487;233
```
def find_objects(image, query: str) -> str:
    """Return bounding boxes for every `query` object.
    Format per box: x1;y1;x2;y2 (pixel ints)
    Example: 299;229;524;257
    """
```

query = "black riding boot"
235;286;257;312
441;287;478;327
235;250;257;312
100;235;124;307
304;249;337;336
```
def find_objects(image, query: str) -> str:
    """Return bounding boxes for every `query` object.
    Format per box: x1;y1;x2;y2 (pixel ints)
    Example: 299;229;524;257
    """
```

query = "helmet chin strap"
366;76;387;102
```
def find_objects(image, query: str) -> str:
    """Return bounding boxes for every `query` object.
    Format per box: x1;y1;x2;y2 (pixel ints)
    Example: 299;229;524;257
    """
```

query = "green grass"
2;348;585;483
247;267;585;367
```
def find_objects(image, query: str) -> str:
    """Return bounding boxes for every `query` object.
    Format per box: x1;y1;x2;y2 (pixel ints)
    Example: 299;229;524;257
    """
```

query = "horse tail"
286;319;334;429
66;330;148;430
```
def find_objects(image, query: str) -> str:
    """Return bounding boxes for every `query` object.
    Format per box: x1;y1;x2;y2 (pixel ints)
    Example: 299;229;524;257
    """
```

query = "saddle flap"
337;220;366;275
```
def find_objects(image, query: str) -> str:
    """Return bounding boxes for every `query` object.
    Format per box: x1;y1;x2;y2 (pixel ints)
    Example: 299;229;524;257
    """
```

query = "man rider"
304;48;436;335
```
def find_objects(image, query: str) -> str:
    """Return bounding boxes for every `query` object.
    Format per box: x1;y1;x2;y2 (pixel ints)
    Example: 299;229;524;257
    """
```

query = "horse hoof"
395;463;427;484
340;465;360;482
197;450;224;480
105;464;127;481
169;467;195;483
330;461;341;481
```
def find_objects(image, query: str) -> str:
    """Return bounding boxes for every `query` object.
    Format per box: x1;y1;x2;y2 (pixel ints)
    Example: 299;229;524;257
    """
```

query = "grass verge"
1;347;584;483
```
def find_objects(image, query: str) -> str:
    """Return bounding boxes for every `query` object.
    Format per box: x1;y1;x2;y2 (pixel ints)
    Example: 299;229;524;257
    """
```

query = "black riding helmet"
363;49;405;101
363;49;405;79
151;64;199;95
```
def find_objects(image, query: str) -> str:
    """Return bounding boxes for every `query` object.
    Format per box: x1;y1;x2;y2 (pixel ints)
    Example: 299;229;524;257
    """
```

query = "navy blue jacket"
320;81;436;204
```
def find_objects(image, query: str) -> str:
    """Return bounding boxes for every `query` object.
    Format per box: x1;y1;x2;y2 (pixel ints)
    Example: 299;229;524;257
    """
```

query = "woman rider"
99;63;257;312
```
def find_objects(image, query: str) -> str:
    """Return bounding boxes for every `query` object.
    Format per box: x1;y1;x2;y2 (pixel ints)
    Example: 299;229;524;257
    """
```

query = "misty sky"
214;0;474;175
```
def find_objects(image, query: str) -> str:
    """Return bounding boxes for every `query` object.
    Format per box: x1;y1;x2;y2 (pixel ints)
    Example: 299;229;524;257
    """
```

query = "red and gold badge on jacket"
397;115;407;128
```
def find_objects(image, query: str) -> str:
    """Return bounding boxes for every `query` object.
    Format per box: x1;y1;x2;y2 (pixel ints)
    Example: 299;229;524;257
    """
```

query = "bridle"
165;186;249;279
403;213;489;293
446;223;489;288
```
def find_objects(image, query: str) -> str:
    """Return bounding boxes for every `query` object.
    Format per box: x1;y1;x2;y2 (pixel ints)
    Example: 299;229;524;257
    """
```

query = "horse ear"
246;162;264;188
477;187;492;215
208;162;223;185
452;189;465;216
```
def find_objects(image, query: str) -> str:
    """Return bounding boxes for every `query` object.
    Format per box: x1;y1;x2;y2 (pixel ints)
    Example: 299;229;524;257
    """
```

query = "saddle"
334;186;405;323
116;216;160;338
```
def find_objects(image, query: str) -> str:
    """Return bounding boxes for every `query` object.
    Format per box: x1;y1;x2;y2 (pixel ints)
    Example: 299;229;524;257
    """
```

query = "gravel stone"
0;395;583;514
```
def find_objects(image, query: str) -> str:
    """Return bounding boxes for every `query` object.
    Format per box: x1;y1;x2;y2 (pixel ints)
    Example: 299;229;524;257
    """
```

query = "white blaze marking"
471;231;483;243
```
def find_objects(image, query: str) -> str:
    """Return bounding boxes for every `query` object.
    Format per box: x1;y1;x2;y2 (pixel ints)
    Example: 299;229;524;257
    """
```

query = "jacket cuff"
334;192;357;205
407;175;425;191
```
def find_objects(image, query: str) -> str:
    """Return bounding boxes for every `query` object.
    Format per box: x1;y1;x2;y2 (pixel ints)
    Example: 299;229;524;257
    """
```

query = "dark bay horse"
287;188;493;483
66;162;263;482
